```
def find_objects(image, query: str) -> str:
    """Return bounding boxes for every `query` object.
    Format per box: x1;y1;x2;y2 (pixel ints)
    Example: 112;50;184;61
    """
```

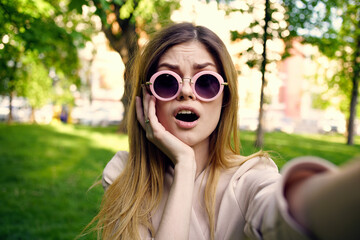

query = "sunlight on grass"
309;133;360;145
51;121;129;152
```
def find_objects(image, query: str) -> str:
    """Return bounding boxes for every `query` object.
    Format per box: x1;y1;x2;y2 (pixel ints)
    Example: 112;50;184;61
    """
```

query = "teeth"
178;110;194;114
176;109;199;122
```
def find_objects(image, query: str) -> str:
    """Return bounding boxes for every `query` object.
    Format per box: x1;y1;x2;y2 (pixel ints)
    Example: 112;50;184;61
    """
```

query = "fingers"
136;86;156;129
147;95;157;124
135;96;145;129
135;87;194;165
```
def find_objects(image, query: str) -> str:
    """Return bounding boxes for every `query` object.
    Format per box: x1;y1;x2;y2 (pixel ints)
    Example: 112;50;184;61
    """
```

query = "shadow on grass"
0;123;120;240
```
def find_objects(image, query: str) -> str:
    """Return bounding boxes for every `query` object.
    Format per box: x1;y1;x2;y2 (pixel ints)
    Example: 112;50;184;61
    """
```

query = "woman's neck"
192;138;210;178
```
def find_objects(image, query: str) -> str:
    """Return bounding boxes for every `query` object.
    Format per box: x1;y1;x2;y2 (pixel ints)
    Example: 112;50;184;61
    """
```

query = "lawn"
239;130;360;167
0;123;359;239
0;123;128;240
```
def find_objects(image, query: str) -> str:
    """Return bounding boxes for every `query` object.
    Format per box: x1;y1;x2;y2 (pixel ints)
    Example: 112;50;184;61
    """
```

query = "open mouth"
175;110;199;122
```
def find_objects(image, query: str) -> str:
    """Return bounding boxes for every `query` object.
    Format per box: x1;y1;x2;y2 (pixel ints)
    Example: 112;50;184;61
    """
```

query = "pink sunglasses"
146;70;227;102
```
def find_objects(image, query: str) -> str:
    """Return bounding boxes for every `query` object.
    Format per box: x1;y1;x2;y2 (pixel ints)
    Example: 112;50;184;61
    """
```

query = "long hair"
93;22;243;240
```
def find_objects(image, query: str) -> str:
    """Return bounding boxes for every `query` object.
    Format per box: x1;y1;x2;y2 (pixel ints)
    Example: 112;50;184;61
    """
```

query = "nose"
177;78;196;101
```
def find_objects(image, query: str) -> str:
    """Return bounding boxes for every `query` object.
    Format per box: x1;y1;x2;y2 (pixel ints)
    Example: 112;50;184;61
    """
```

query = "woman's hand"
136;87;196;239
287;158;360;240
136;86;195;169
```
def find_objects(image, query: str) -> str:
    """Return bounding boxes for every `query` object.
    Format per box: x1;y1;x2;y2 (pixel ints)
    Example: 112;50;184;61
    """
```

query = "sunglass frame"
146;70;227;102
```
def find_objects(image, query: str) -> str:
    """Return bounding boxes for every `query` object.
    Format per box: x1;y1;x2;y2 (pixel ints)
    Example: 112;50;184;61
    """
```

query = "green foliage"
281;0;360;144
69;0;180;51
0;44;20;94
281;0;360;107
226;0;359;144
139;0;180;30
120;0;135;19
311;92;332;110
68;0;180;133
16;51;53;109
0;0;93;110
228;0;288;69
225;0;287;146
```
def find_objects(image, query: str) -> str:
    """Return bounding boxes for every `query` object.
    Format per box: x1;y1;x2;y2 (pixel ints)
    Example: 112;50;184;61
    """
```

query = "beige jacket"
102;151;335;240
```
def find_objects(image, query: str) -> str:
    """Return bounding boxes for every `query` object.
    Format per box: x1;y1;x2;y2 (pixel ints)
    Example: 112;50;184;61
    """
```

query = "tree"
0;0;92;123
281;0;360;145
15;51;53;122
0;43;20;123
227;0;289;147
69;0;180;132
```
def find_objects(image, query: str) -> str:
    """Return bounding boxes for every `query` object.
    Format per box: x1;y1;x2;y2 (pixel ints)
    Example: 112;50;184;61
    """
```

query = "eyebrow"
193;62;216;69
157;63;179;70
157;62;216;70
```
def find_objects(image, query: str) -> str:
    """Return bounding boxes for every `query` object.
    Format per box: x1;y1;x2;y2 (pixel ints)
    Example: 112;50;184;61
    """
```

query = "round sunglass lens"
154;74;179;99
195;74;220;99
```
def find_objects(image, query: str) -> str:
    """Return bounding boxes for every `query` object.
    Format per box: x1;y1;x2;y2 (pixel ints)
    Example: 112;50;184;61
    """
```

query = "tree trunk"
7;91;13;124
116;30;138;133
30;107;35;124
255;0;270;148
346;19;360;145
117;59;135;132
101;3;139;133
347;77;359;145
255;80;266;148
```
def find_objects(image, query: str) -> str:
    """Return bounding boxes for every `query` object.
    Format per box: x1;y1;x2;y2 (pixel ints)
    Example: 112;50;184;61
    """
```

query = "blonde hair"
89;22;262;240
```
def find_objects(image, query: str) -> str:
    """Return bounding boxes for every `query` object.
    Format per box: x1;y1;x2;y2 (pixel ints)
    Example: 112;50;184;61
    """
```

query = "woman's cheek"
156;102;172;129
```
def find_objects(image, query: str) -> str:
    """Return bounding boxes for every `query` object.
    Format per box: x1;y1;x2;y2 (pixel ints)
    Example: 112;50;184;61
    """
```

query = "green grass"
0;123;128;240
240;131;360;168
0;123;359;239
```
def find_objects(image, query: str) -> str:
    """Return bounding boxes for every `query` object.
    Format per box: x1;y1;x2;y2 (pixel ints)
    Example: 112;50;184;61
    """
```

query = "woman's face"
154;41;223;148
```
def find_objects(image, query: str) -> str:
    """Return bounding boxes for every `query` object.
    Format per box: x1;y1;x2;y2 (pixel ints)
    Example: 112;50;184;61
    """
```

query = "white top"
102;151;336;239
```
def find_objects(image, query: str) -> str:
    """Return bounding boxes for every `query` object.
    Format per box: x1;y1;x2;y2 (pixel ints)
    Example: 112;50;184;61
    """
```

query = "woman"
92;22;360;240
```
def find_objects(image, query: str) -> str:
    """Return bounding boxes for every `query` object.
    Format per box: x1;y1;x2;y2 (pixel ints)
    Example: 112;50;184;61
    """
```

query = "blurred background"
0;0;359;239
1;0;360;141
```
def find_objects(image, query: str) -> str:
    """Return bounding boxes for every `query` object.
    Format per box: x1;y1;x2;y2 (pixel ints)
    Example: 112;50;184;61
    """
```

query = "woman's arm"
286;158;360;240
155;157;196;240
136;89;197;239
